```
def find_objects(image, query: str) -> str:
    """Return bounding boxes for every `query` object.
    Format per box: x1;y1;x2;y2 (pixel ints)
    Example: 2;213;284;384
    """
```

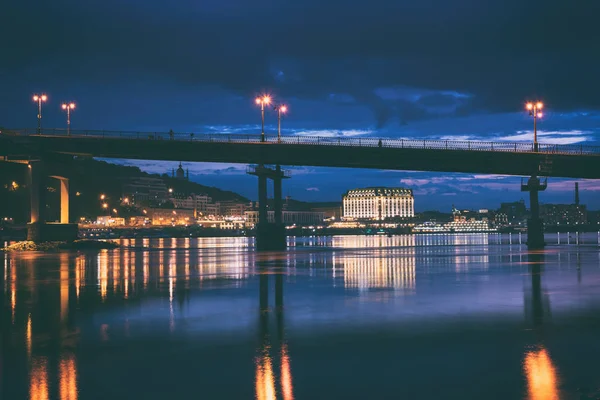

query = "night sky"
2;0;599;210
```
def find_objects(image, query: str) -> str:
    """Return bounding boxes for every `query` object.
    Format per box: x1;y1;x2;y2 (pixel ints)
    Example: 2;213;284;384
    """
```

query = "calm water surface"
3;234;600;399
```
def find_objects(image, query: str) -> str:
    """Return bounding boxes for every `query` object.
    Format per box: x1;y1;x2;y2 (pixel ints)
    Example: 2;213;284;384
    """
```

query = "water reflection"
255;259;294;400
4;235;600;399
343;251;416;292
59;355;78;400
30;357;49;400
523;252;559;400
524;347;559;400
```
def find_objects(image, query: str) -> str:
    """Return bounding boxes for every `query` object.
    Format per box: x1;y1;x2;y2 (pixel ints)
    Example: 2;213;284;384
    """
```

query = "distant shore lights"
32;94;48;134
61;102;76;136
255;95;272;142
526;101;544;152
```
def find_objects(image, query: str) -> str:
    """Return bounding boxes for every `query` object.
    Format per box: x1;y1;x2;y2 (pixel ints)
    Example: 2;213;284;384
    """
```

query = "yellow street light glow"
41;95;47;101
263;95;271;105
526;103;533;110
536;102;543;109
33;95;39;101
69;103;75;109
255;97;261;105
100;194;106;200
280;105;287;113
112;209;118;213
537;112;543;118
102;203;108;209
62;104;67;110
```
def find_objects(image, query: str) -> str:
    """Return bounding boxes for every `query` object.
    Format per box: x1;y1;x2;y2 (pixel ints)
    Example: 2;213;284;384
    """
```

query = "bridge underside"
2;135;600;178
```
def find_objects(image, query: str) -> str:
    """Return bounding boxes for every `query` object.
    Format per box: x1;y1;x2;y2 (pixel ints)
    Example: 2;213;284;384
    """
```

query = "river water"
3;234;600;399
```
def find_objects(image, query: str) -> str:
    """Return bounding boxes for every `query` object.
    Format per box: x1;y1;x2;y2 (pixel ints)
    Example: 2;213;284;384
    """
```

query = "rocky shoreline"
2;240;120;252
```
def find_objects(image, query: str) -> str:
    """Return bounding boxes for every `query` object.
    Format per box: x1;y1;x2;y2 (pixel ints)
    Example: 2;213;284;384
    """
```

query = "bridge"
2;128;600;249
1;128;600;178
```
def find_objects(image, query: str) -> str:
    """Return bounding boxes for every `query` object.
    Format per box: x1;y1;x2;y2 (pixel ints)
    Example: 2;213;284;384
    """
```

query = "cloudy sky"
2;0;599;210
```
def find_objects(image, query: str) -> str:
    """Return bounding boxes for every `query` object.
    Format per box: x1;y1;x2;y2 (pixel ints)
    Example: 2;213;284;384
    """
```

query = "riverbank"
2;239;119;252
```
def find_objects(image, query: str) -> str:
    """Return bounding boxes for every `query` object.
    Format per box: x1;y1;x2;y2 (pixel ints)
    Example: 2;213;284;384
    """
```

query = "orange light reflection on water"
26;313;32;358
255;348;276;400
281;344;294;400
30;357;49;400
524;347;559;400
59;355;78;400
60;253;69;323
98;253;108;300
11;258;16;322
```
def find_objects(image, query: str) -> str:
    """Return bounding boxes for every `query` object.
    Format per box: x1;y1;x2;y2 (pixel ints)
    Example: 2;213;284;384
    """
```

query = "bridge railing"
4;128;600;156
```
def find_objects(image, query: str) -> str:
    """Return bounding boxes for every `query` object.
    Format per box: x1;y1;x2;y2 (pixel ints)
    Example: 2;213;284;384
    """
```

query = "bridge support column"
258;170;268;226
28;160;46;224
248;164;289;251
26;162;78;242
521;176;547;250
274;165;283;226
56;177;69;224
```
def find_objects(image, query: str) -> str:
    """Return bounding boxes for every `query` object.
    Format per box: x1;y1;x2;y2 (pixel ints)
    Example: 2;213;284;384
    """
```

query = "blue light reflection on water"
3;234;600;399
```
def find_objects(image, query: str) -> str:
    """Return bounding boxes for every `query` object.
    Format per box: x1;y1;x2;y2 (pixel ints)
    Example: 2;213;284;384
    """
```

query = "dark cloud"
2;0;599;128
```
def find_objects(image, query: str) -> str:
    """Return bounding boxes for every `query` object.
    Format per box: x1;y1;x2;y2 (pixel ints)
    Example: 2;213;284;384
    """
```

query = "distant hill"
0;157;249;223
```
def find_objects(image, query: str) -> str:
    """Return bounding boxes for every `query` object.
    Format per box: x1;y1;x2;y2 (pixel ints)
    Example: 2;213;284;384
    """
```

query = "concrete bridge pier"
26;160;78;242
249;164;289;251
521;175;548;249
27;160;47;226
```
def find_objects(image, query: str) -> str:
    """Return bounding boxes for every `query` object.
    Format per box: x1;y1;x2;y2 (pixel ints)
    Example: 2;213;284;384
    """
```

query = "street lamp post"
275;104;287;143
255;95;271;142
526;101;544;152
61;102;76;136
32;94;48;134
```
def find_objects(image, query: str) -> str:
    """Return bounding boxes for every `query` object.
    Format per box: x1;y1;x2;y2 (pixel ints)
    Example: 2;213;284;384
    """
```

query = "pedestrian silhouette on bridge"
169;129;174;140
378;139;382;148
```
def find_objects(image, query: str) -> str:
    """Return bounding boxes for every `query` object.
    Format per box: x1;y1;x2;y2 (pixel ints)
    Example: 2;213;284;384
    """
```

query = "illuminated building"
95;216;125;226
540;182;587;226
342;187;414;220
540;204;587;226
147;208;195;225
122;177;169;205
498;199;527;225
172;193;213;216
216;201;250;217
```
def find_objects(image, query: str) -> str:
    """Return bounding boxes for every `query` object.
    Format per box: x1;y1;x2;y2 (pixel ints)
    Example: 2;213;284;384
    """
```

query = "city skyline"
2;0;600;208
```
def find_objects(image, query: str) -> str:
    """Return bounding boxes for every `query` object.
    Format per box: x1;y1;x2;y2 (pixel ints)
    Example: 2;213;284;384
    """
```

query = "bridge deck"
2;128;600;178
3;128;599;155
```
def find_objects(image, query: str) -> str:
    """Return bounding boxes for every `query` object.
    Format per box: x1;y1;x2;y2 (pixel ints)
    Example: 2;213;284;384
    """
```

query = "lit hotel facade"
343;187;414;220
